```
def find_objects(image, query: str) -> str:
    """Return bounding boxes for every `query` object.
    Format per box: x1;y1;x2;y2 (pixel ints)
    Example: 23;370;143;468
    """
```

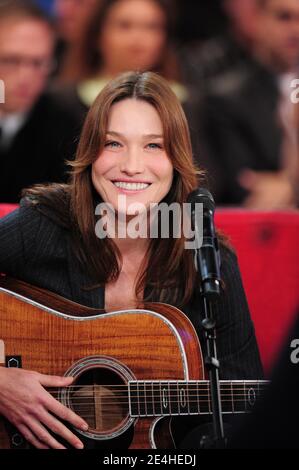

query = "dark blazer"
0;196;263;381
0;196;264;448
0;94;81;203
197;55;283;205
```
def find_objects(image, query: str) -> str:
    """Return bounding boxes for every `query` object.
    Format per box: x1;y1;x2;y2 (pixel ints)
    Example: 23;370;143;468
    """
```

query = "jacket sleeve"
0;199;41;277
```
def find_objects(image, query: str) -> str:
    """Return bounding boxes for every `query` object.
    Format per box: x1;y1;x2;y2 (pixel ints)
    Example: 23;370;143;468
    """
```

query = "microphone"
187;188;221;298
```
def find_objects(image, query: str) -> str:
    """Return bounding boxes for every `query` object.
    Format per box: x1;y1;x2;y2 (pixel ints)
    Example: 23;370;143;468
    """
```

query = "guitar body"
0;277;204;449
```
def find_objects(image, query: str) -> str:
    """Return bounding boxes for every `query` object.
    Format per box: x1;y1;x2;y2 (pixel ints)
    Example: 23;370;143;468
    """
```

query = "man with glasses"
0;0;79;203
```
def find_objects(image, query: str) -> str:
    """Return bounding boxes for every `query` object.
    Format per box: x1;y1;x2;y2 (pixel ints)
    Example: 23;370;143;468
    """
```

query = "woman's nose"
120;147;144;174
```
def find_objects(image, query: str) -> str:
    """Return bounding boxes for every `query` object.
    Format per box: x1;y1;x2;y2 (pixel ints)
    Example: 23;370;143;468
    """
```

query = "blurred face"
256;0;299;70
0;19;54;114
224;0;259;41
99;0;167;75
55;0;98;41
92;98;174;216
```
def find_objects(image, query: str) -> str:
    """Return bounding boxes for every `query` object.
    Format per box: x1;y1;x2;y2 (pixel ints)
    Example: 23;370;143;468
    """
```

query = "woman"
0;71;263;449
53;0;190;124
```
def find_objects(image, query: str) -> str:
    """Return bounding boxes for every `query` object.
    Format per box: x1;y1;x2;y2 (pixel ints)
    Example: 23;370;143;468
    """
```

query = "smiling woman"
91;98;174;215
0;71;263;449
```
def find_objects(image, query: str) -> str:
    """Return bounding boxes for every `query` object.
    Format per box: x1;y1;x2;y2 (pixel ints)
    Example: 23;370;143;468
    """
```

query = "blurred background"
0;0;298;377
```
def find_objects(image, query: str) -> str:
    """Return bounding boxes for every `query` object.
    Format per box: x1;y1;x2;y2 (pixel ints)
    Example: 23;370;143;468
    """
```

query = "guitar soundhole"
66;365;132;439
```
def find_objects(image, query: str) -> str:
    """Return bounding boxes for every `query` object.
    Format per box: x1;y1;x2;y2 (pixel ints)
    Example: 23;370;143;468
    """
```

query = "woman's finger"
38;408;84;449
24;415;67;449
17;423;50;449
38;373;74;388
46;393;89;432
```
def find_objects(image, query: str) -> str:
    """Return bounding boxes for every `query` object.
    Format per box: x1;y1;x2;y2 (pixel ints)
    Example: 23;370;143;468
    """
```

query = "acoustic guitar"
0;276;267;449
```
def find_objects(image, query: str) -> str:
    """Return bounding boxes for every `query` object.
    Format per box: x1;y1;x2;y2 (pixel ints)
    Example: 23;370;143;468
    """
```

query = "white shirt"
0;112;27;149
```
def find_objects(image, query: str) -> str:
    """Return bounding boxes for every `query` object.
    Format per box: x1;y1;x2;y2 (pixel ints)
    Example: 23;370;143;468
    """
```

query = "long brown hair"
25;71;204;307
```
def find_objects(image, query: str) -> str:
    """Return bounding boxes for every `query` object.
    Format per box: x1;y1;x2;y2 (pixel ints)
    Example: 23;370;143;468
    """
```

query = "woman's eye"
105;141;121;149
147;143;162;150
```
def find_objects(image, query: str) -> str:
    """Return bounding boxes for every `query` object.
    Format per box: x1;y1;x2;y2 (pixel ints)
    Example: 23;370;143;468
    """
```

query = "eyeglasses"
0;55;56;74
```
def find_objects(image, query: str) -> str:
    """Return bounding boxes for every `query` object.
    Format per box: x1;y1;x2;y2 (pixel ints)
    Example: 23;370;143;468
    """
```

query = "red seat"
216;210;299;374
0;204;18;218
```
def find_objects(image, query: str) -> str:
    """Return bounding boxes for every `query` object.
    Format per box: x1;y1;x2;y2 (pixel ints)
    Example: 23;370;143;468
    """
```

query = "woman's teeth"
113;182;150;190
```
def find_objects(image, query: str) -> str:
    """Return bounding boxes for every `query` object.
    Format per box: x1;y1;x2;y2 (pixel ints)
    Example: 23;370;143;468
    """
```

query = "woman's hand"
0;367;89;449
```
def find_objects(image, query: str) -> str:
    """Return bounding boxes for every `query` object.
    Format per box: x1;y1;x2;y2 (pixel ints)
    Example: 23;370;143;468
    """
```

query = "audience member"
53;0;98;79
0;0;79;203
192;0;299;208
51;0;192;128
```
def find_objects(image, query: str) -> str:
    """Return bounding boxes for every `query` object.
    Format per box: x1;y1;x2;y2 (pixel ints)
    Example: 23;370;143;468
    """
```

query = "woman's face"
99;0;167;75
92;98;174;215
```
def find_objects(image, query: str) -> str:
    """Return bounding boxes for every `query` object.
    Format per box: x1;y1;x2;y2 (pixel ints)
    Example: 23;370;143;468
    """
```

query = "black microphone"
187;188;221;298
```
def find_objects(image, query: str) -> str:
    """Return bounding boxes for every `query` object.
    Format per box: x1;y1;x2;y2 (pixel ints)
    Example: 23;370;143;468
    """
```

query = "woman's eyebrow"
107;131;163;139
143;134;164;139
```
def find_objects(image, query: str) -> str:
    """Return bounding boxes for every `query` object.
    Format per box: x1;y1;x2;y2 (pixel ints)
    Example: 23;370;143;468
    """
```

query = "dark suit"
198;60;282;206
0;94;81;203
181;34;283;206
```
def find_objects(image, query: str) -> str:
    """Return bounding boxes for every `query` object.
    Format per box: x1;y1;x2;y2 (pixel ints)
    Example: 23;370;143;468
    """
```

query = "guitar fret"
153;382;162;416
138;381;146;416
196;381;200;414
169;382;179;415
151;382;155;416
242;381;246;412
220;382;233;413
168;382;171;415
197;380;210;414
187;381;190;415
198;382;210;414
145;382;154;416
159;381;163;415
189;382;198;415
161;382;170;415
178;382;187;415
129;382;139;417
245;382;258;410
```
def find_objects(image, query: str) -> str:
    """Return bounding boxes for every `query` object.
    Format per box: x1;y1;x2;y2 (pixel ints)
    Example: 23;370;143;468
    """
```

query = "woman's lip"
112;185;152;194
111;180;152;184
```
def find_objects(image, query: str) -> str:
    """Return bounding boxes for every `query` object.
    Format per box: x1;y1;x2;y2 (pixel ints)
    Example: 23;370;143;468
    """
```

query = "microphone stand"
194;211;226;449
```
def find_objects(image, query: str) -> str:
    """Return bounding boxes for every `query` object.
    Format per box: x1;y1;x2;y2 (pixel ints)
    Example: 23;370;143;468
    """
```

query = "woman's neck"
113;235;150;259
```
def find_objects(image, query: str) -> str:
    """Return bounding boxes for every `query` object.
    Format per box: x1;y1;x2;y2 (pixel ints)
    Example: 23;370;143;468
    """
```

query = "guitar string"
46;383;268;391
49;386;267;397
48;389;267;397
50;390;266;400
45;396;267;406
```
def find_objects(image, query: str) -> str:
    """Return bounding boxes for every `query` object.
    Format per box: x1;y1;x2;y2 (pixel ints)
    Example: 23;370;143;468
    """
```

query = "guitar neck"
128;380;268;418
